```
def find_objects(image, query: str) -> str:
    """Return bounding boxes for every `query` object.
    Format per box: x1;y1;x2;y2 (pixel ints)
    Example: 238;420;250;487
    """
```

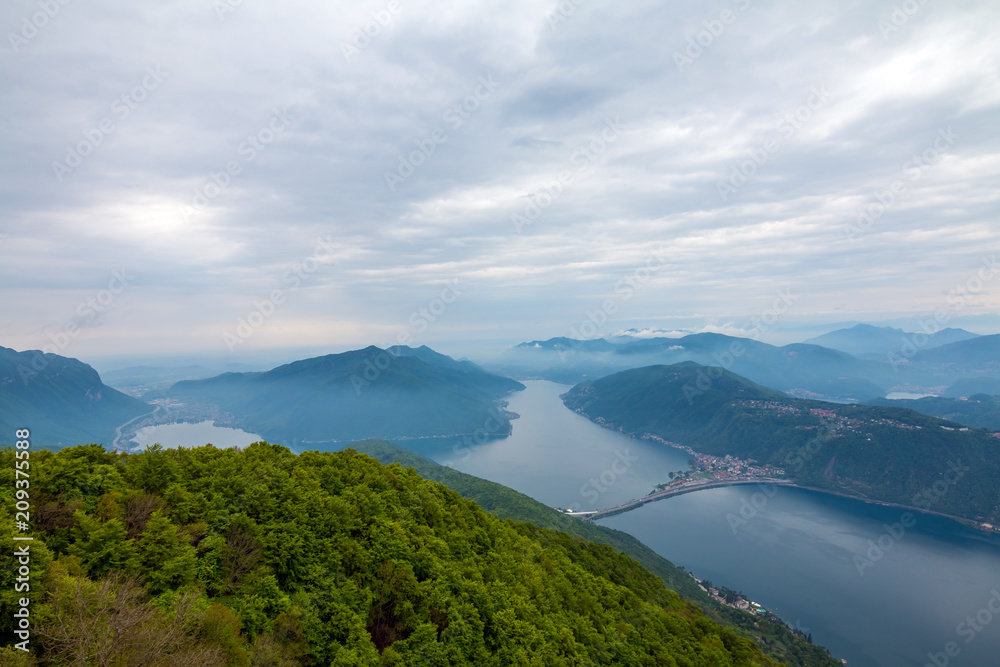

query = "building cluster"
693;578;767;615
688;452;785;480
739;400;803;415
641;434;785;489
807;407;928;432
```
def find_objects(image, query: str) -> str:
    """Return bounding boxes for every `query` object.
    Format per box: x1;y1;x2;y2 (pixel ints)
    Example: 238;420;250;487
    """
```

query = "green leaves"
6;441;800;666
68;516;138;577
137;511;197;594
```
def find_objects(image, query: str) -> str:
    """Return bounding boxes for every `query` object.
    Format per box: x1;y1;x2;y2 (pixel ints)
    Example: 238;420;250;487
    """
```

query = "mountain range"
8;329;1000;451
944;376;1000;398
497;333;891;401
496;331;1000;401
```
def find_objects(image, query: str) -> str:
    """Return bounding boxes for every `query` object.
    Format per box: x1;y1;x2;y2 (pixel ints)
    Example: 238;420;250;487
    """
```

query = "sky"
1;0;998;367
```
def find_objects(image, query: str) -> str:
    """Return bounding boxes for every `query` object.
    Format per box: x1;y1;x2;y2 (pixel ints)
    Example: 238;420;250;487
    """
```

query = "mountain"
0;441;805;666
166;346;524;445
0;346;151;449
867;394;1000;431
514;337;617;353
493;337;622;384
913;333;1000;368
805;324;979;357
100;363;267;399
614;334;891;401
562;364;1000;524
944;376;1000;398
385;344;512;392
497;333;891;401
608;328;694;343
351;439;840;666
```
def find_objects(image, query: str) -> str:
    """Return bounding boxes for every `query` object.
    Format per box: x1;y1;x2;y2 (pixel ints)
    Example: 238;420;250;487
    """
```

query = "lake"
436;381;1000;667
416;380;693;511
132;421;263;450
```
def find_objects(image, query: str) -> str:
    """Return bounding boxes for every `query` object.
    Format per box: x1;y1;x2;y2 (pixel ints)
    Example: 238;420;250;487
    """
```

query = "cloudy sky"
1;0;998;366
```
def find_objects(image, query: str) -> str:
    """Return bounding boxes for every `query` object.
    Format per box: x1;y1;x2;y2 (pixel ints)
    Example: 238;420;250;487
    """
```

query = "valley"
5;337;1000;666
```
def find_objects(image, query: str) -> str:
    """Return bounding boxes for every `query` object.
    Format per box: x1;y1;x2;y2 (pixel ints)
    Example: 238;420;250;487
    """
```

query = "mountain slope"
167;346;524;444
867;394;1000;431
0;346;150;449
944;376;1000;398
614;334;895;401
351;439;840;666
514;337;617;353
562;364;1000;524
914;333;1000;368
804;324;978;357
1;442;788;666
497;333;892;401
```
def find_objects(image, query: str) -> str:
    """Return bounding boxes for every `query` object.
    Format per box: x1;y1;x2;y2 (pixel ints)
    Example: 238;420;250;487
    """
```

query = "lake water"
419;380;693;511
132;421;263;450
435;381;1000;667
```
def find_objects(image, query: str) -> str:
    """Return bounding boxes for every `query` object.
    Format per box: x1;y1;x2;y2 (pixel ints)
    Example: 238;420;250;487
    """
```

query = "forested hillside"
2;442;786;666
351;439;840;667
0;346;150;450
867;394;1000;431
166;346;523;445
563;364;1000;524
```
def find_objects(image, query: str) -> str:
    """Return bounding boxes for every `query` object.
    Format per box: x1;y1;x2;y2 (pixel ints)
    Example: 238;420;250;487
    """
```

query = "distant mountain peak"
166;344;524;443
0;346;150;448
804;324;979;357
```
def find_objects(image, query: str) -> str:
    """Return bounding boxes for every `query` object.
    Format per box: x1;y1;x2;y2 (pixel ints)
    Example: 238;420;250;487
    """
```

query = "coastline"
573;416;1000;536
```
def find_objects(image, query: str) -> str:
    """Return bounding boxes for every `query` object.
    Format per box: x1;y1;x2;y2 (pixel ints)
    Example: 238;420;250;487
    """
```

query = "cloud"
0;0;997;362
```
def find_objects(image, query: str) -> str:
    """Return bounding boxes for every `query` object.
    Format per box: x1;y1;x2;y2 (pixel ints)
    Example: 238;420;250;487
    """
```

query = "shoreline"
584;476;1000;536
776;483;999;534
590;423;999;536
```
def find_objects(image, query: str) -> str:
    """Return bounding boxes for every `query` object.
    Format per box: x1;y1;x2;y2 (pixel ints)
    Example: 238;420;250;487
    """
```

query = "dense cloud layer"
1;0;998;362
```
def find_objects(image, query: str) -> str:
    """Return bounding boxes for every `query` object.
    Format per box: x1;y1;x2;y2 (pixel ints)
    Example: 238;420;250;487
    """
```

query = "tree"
137;511;198;594
68;516;138;577
37;573;226;667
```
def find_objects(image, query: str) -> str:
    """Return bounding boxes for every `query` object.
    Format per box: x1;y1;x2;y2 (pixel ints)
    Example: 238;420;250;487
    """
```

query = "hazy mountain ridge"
803;324;979;357
912;333;1000;367
944;376;1000;398
498;333;892;401
499;330;1000;401
0;346;150;449
166;346;524;445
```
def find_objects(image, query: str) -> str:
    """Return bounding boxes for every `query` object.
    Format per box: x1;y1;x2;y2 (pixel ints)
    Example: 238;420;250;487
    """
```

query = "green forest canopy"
2;442;789;666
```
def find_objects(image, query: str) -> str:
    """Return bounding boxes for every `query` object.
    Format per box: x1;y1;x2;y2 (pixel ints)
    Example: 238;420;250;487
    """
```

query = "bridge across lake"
567;478;795;521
